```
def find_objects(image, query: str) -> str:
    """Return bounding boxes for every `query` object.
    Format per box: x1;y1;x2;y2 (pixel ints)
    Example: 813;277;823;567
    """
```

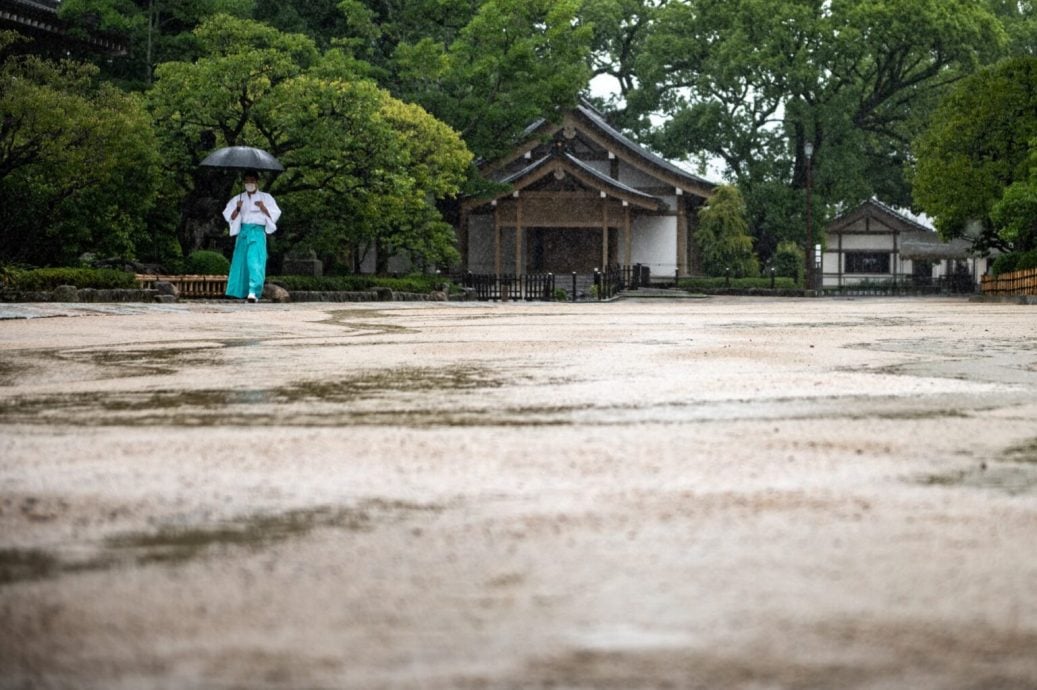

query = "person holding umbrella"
223;170;281;302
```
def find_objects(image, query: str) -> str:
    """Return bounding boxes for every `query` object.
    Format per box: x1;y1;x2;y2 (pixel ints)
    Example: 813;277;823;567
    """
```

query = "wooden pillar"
458;204;470;271
837;232;843;287
493;203;501;275
675;190;688;276
515;194;523;275
601;194;609;269
624;204;632;266
892;230;898;286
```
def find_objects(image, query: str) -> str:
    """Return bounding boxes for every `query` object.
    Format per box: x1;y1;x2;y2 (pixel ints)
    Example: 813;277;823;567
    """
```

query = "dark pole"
804;141;814;292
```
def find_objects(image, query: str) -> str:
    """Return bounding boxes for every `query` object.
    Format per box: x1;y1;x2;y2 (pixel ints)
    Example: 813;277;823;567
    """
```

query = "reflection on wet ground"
915;436;1037;495
0;499;443;586
0;365;508;426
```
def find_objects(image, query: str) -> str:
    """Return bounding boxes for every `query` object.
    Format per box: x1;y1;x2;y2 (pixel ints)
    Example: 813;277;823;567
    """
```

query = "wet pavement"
1;297;1036;689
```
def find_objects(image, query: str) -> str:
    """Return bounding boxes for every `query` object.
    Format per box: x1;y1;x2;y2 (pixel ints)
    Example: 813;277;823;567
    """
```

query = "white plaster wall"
632;216;676;275
832;234;897;251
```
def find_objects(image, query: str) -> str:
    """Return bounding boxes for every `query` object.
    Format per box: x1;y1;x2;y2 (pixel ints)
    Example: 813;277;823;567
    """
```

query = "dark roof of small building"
827;198;977;259
826;198;933;234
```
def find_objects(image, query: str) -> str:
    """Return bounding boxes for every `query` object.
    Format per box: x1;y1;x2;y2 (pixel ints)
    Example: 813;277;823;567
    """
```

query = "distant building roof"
826;198;977;260
0;0;127;56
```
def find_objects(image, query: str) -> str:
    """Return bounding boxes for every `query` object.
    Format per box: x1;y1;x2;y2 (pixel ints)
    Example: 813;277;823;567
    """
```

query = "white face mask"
244;182;258;193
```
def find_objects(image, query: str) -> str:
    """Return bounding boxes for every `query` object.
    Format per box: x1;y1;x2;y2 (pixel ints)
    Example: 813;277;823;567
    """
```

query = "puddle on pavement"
1003;437;1037;464
318;309;416;335
55;345;224;377
0;365;508;426
916;438;1037;495
0;360;27;386
0;499;443;586
0;547;62;585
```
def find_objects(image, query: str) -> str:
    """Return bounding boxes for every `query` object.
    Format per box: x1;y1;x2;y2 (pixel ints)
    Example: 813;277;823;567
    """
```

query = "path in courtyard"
1;297;1036;689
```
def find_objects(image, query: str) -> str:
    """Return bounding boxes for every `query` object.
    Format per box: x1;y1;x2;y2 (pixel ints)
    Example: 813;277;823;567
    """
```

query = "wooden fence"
135;274;228;298
980;267;1037;296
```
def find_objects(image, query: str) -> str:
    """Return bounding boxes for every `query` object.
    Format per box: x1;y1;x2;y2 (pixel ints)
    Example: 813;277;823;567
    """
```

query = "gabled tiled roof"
504;99;715;196
572;101;715;191
827;198;933;234
497;152;664;209
827;198;976;259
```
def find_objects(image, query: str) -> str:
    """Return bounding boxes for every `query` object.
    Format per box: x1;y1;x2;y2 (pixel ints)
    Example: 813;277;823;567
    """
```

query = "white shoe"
247;293;257;303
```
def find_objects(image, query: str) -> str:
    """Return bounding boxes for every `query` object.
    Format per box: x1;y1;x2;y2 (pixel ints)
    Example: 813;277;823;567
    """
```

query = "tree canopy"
590;0;1007;260
911;56;1037;253
0;33;159;266
148;15;473;269
9;0;1036;273
694;185;756;277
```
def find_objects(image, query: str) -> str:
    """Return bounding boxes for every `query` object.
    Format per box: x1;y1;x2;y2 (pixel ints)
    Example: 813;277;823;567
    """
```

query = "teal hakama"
226;223;268;299
222;184;281;301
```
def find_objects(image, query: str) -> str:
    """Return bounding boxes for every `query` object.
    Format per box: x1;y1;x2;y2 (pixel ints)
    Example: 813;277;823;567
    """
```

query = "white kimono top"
223;190;281;236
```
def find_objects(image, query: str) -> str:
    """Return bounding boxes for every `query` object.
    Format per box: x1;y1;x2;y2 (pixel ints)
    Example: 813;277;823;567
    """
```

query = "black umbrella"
199;146;284;172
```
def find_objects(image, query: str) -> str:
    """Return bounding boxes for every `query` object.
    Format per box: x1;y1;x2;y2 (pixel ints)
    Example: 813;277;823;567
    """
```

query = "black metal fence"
461;272;556;301
821;273;977;296
460;265;650;302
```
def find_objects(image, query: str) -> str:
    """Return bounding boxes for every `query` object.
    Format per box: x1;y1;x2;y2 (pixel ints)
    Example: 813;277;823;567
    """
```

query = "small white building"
821;199;989;291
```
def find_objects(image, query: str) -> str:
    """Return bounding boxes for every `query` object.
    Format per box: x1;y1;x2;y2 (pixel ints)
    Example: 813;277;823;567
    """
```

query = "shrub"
991;253;1019;276
185;250;230;275
3;268;138;290
1015;249;1037;271
772;241;804;281
268;274;451;293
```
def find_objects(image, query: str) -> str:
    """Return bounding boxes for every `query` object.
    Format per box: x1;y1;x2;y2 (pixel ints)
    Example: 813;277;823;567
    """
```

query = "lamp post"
803;141;814;292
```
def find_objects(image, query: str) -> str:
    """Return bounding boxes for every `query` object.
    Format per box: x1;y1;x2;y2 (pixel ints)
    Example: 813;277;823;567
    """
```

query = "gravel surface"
1;297;1036;689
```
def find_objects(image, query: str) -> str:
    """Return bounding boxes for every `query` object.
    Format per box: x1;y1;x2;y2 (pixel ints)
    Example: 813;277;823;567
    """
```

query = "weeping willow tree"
695;185;757;277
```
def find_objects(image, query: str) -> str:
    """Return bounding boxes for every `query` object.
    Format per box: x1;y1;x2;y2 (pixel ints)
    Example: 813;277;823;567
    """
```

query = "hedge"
268;274;451;293
2;267;138;291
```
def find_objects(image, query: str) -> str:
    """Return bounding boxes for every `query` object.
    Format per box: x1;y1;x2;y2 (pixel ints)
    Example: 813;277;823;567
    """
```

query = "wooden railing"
981;267;1037;296
135;274;228;298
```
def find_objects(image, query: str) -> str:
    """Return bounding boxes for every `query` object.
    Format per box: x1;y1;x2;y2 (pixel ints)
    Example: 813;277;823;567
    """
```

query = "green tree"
695;185;756;276
58;0;253;89
0;35;160;266
912;57;1037;252
388;0;593;160
593;0;1006;262
148;15;472;270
